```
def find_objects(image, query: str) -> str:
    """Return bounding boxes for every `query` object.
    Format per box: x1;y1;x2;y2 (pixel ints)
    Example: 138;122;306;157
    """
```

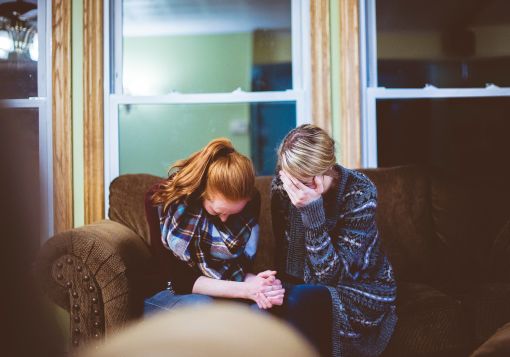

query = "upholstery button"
66;258;73;265
88;286;94;292
83;275;90;281
72;291;78;298
93;309;99;315
74;328;80;334
73;339;79;346
57;274;63;280
56;262;63;268
73;316;80;323
92;297;98;303
73;304;79;310
76;266;82;272
66;282;72;288
94;333;100;339
94;321;100;327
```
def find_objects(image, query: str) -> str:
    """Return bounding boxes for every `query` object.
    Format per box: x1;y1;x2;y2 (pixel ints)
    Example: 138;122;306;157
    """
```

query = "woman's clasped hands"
244;270;285;309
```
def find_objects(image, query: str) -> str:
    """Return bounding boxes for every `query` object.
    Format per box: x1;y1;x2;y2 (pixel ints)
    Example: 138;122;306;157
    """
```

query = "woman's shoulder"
341;166;377;196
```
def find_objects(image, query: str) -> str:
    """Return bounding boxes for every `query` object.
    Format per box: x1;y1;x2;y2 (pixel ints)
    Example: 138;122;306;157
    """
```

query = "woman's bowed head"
277;124;338;207
150;138;284;310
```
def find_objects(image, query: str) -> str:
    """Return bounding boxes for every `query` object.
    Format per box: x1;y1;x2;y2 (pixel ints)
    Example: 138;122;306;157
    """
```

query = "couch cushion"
109;174;162;243
253;176;275;272
382;283;470;357
429;169;510;285
360;166;436;283
462;283;510;348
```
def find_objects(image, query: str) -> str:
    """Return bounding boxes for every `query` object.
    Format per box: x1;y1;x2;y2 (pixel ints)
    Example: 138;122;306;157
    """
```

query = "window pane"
377;97;510;175
376;0;510;88
0;0;38;98
118;102;295;176
122;0;292;94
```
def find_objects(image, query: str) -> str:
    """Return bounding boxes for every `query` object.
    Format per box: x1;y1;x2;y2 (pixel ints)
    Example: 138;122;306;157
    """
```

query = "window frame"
360;0;510;168
103;0;312;210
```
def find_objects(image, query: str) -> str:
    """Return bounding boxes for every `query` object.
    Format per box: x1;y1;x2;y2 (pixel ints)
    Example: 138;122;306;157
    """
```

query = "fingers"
257;270;277;279
280;171;299;193
264;288;285;297
257;292;273;309
314;175;325;194
283;170;313;192
268;295;284;306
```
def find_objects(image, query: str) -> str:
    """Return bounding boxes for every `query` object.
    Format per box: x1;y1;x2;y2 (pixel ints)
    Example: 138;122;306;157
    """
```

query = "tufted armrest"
35;220;154;350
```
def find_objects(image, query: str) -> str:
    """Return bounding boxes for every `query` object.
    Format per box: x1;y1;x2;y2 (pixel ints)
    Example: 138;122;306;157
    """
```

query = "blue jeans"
144;290;214;315
144;289;261;316
273;283;332;356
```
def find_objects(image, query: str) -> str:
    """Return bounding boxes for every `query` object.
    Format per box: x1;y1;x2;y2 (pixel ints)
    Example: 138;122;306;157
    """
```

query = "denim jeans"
144;290;215;315
273;283;332;356
144;289;261;316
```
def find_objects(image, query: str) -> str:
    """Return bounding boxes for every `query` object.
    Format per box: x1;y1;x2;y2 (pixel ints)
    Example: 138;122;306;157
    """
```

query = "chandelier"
0;0;37;61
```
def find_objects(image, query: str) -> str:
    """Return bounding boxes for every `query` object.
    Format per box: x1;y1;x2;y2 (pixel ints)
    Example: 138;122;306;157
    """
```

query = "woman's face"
203;194;249;223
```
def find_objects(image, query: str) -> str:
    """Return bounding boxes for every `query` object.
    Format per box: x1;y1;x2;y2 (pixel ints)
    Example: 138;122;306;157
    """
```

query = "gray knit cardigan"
271;165;397;357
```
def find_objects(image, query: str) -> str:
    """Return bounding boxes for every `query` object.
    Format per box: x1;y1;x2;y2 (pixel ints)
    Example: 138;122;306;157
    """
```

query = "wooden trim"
52;0;73;233
83;0;104;224
310;0;332;134
338;0;361;168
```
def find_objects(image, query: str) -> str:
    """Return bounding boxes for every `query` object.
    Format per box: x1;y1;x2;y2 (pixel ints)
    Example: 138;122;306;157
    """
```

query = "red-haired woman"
144;138;284;313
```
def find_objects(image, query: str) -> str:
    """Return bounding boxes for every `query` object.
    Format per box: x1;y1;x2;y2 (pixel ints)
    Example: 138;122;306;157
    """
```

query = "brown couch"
35;166;510;356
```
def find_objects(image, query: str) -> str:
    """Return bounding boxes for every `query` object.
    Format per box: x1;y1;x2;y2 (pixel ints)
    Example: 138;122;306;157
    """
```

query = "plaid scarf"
158;195;259;282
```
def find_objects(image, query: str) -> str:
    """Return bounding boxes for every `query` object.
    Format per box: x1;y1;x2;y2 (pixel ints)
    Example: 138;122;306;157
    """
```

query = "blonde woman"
271;125;397;356
144;138;284;313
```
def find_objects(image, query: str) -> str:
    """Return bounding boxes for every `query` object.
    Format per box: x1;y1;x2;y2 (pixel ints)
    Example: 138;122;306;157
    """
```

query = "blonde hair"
277;124;336;180
152;138;255;212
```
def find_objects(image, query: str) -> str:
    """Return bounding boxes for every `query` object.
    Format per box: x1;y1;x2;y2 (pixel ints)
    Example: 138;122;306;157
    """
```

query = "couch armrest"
35;220;154;350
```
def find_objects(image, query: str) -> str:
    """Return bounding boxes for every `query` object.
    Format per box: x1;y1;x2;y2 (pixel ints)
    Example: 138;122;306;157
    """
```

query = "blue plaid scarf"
158;196;259;282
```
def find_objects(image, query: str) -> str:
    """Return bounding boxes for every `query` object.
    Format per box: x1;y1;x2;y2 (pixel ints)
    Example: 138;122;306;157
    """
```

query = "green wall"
120;33;253;176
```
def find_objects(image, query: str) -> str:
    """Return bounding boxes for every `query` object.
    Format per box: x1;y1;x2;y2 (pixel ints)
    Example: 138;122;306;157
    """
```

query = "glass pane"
0;0;38;98
376;0;510;88
0;108;40;242
122;0;292;94
118;102;296;176
376;97;510;174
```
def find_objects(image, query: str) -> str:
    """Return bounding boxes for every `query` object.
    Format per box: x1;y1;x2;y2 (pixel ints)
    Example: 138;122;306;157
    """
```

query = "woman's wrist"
239;281;254;300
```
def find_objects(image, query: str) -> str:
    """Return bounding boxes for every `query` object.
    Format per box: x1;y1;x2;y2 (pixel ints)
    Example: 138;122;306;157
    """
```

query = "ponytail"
152;138;254;212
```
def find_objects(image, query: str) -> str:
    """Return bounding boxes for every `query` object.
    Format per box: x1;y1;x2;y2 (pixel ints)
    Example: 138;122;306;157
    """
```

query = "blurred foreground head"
80;303;318;357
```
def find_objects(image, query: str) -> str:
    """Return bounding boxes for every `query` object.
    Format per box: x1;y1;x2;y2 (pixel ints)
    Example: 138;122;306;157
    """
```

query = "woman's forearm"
192;276;248;299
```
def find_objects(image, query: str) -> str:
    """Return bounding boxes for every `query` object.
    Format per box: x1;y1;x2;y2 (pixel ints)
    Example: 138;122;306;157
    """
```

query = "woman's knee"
286;284;330;312
176;293;214;307
144;291;214;315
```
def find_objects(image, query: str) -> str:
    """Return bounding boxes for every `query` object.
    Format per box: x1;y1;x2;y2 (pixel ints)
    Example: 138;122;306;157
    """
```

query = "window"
360;0;510;168
106;0;311;194
0;0;52;238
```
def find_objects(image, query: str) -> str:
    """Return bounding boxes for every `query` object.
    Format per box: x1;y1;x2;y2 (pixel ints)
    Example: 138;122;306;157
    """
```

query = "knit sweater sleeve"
299;178;379;285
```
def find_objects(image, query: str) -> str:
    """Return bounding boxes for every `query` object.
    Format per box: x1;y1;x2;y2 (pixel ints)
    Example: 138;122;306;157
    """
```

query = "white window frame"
359;0;510;168
0;0;53;240
104;0;312;210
